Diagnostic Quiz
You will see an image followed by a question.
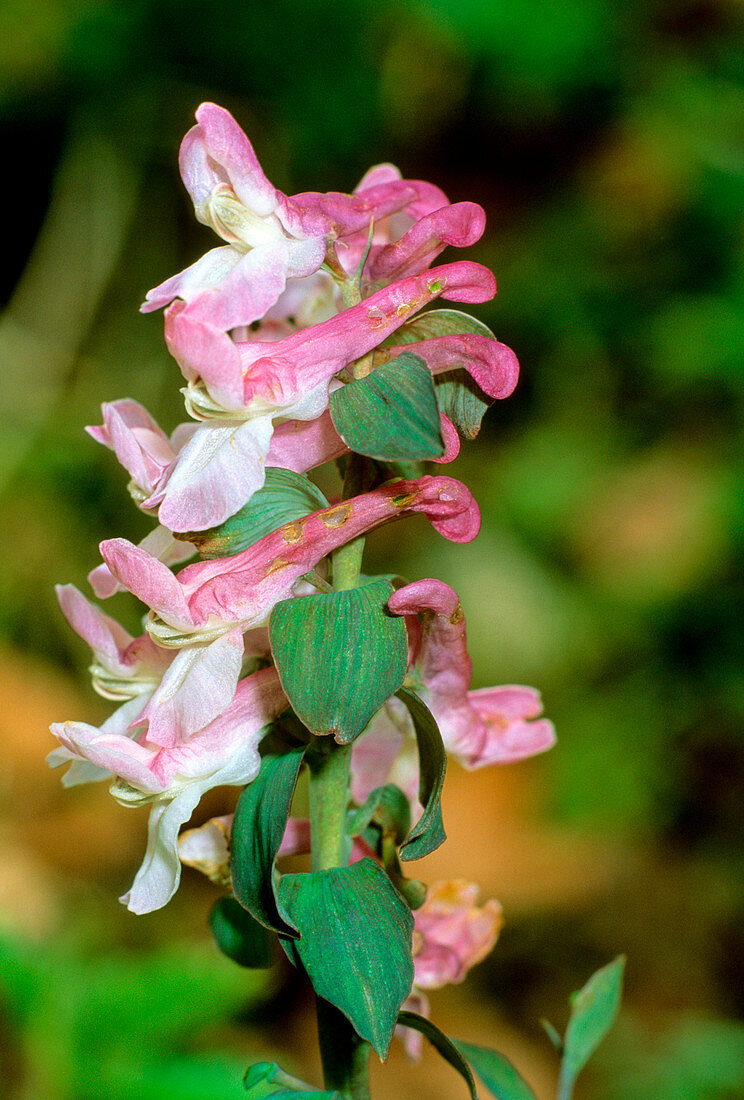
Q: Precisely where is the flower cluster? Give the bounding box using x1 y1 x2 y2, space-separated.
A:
49 103 555 1046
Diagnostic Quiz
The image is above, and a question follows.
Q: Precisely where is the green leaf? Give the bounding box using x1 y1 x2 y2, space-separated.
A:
183 468 329 558
209 896 273 969
231 748 307 937
393 309 495 441
270 580 407 744
559 956 626 1097
347 783 412 841
330 353 444 461
396 1011 479 1099
243 1060 339 1098
454 1040 538 1100
395 688 447 860
435 371 492 440
394 308 496 344
277 859 414 1058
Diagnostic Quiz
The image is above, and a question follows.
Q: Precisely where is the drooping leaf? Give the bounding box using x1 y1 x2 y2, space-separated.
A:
454 1040 538 1100
183 468 329 558
209 896 273 969
270 580 407 744
330 353 444 461
559 955 626 1092
277 859 414 1059
396 1011 478 1099
396 688 447 860
347 783 411 841
231 748 307 937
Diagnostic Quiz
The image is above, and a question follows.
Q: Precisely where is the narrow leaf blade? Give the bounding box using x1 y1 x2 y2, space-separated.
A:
396 688 447 860
330 353 444 461
396 1011 478 1099
270 581 407 744
277 860 414 1058
231 748 307 936
561 955 626 1081
454 1040 538 1100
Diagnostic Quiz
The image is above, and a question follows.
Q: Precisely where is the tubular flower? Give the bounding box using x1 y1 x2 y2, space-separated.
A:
141 102 448 332
98 475 481 646
156 259 505 531
388 579 556 767
50 666 288 914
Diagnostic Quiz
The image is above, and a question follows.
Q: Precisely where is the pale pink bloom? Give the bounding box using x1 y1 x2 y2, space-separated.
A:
412 879 503 990
141 102 448 332
55 583 171 699
398 880 503 1059
87 399 197 510
50 667 288 913
155 258 497 532
388 579 556 768
98 475 481 644
88 524 195 599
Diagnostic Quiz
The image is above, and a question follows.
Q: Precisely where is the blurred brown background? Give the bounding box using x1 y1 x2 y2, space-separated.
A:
2 1 744 1096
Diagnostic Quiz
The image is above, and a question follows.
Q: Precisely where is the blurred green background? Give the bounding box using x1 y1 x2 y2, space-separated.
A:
2 0 744 1096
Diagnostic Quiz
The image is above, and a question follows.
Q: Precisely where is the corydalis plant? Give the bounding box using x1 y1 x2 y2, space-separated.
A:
49 103 621 1100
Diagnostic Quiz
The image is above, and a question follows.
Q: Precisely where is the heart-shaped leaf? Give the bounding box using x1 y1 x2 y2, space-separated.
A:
209 896 272 969
277 859 414 1059
231 747 307 936
330 353 444 461
183 468 329 558
396 688 447 861
454 1040 538 1100
270 580 407 744
393 308 496 344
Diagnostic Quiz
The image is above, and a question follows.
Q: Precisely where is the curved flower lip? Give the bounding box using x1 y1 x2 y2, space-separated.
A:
388 578 555 767
99 475 481 639
86 400 187 502
384 334 520 401
141 102 450 331
165 260 497 415
56 584 170 692
362 201 486 286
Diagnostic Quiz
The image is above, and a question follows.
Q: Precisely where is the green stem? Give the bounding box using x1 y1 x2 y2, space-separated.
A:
556 1062 576 1100
316 998 371 1100
308 452 372 1097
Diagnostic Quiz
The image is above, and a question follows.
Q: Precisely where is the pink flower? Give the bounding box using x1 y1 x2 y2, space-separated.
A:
388 579 556 767
157 260 501 531
141 102 448 332
98 475 481 644
50 666 288 913
397 879 503 1058
412 879 503 990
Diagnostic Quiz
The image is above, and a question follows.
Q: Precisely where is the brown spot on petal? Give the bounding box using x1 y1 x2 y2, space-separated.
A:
449 604 464 625
280 521 305 544
367 307 386 329
320 503 353 528
265 557 291 576
391 492 417 509
395 301 413 318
